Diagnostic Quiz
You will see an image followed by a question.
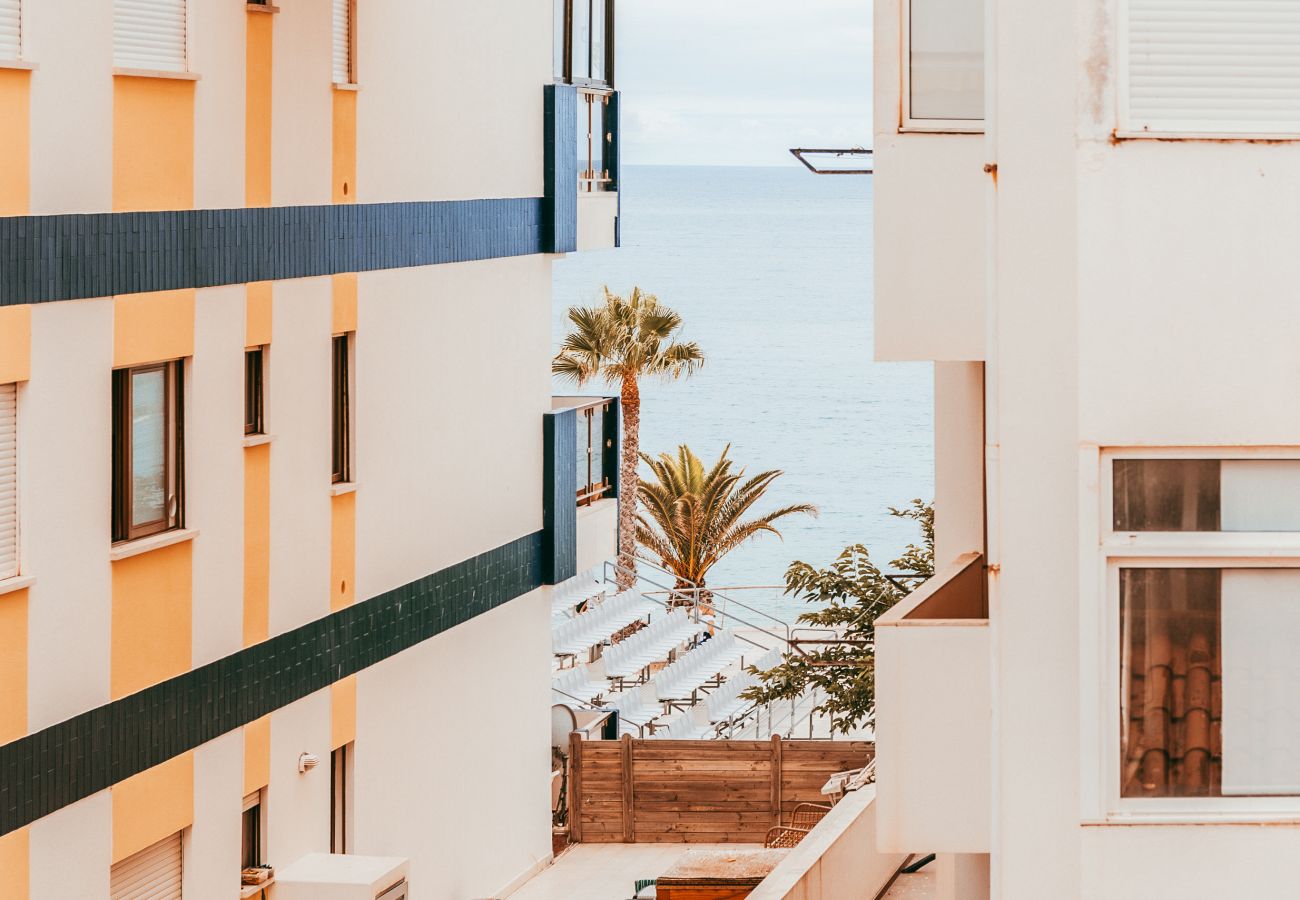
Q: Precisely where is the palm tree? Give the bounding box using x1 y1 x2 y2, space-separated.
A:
553 287 705 588
636 444 817 600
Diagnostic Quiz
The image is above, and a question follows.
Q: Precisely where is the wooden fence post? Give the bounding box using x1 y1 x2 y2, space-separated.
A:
771 734 784 828
570 732 583 844
622 733 635 842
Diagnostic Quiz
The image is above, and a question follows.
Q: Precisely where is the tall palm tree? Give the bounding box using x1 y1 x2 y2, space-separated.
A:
636 444 817 599
553 287 704 588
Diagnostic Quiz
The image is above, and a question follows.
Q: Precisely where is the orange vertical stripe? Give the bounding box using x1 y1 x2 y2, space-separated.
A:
245 11 273 206
0 305 31 384
243 442 271 647
331 675 356 749
332 88 357 204
112 76 195 212
111 542 193 699
243 716 271 796
330 492 356 612
0 828 28 900
0 69 31 216
0 590 28 745
112 753 194 863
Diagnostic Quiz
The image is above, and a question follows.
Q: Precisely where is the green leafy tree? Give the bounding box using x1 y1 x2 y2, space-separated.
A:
636 444 817 595
741 500 934 736
553 287 704 589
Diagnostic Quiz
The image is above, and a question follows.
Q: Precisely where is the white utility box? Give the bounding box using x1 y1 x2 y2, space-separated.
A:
273 853 409 900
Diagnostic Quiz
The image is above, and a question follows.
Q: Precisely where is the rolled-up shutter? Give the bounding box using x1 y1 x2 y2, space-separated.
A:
0 0 19 60
1127 0 1300 134
110 832 182 900
114 0 187 72
333 0 353 83
0 383 14 581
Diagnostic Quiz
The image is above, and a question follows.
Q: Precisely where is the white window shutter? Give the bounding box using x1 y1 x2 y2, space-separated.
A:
0 0 20 60
1127 0 1300 134
110 832 183 900
0 384 14 581
114 0 187 72
333 0 353 83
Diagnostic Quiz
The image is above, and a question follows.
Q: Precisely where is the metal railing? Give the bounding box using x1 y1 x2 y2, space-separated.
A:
578 88 615 193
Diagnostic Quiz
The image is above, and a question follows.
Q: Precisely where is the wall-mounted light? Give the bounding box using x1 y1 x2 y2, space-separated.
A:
298 752 321 774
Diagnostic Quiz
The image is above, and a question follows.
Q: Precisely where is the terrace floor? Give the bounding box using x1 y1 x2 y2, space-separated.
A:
509 843 763 900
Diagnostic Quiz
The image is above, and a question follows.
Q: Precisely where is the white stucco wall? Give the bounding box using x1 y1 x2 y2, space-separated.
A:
933 362 983 564
357 0 548 202
355 257 550 595
268 691 333 868
272 1 332 207
191 0 247 211
26 0 113 215
190 286 246 667
29 793 111 899
354 586 553 900
268 277 332 638
186 731 244 900
24 300 114 731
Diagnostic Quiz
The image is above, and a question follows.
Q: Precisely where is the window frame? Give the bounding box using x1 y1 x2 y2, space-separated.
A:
554 0 615 89
244 346 266 436
241 790 264 870
900 0 984 134
1098 447 1300 821
331 334 352 485
112 360 185 545
330 743 353 854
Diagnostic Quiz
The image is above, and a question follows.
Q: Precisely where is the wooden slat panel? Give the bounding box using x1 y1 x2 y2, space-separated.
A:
570 737 873 844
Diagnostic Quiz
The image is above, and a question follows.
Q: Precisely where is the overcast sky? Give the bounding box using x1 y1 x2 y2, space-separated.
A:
615 0 873 167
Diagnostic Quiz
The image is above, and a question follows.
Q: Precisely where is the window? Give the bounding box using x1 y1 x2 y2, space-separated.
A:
0 0 20 60
0 383 15 580
241 792 263 870
332 0 355 84
114 0 187 73
1106 452 1300 811
111 831 183 899
1123 0 1300 136
331 335 351 484
331 743 353 854
906 0 983 126
245 348 265 436
112 361 184 543
555 0 613 87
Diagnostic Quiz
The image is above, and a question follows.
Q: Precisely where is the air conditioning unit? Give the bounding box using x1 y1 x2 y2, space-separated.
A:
273 853 409 900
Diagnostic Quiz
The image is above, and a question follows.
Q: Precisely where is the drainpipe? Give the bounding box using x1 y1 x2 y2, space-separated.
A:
982 0 1002 893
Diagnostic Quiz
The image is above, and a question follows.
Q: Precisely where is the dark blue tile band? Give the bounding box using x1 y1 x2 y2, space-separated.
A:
0 531 543 836
0 199 547 306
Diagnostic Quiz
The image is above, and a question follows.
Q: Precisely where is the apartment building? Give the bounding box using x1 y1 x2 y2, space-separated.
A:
0 1 619 897
872 0 1300 897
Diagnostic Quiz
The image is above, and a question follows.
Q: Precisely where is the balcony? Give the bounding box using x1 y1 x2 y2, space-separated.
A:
544 86 621 255
872 0 985 362
544 397 620 583
874 552 990 853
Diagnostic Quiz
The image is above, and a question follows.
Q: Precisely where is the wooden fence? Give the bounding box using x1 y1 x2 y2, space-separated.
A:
569 734 874 843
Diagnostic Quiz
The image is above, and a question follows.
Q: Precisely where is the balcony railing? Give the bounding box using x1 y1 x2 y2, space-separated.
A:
578 88 615 193
874 552 990 853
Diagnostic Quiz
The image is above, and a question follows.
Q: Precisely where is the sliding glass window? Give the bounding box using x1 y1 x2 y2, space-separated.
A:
907 0 983 126
555 0 614 87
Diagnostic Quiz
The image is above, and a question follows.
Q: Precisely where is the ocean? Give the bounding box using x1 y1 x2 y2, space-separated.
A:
552 165 934 622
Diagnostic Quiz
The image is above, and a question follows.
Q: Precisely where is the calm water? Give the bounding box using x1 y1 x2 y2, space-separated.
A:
553 165 933 621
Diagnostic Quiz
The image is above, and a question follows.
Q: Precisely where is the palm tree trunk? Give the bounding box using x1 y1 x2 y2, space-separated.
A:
617 376 641 590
